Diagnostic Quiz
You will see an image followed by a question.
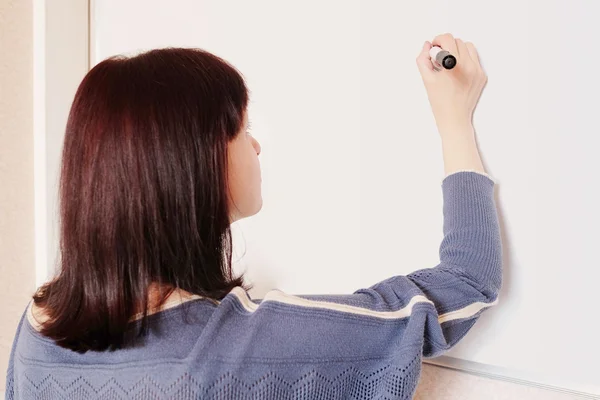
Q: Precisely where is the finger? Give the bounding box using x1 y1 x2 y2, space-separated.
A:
416 41 434 77
431 33 458 56
456 38 469 60
465 42 480 64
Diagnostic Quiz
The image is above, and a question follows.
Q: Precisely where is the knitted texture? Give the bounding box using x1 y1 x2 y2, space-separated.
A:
5 171 501 400
15 358 421 399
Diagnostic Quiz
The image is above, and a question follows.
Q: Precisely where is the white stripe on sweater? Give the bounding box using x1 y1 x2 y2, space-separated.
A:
438 296 499 323
231 287 498 324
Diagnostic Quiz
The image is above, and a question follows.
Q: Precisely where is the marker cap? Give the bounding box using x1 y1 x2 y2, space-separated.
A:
429 46 457 70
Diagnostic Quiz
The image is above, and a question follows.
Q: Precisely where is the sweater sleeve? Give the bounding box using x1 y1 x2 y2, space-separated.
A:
343 171 502 358
223 170 502 362
405 170 502 357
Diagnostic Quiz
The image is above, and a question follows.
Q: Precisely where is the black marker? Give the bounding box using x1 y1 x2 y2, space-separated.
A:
429 46 457 70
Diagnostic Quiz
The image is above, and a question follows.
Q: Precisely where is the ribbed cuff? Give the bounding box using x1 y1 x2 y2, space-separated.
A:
442 170 496 185
441 170 497 230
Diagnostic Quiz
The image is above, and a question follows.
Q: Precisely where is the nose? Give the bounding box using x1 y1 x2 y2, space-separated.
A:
253 137 261 156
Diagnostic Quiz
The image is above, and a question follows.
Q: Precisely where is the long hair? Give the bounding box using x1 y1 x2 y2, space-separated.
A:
32 47 253 353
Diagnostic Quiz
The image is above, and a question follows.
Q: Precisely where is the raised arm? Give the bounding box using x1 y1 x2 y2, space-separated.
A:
407 33 502 356
227 34 502 362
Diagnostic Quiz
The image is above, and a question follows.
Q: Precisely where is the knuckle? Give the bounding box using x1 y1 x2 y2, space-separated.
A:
434 32 454 43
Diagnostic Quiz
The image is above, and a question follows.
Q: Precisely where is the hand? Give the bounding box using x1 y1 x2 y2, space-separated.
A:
416 33 487 136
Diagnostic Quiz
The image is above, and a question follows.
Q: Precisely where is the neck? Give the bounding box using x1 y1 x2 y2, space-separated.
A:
134 283 197 317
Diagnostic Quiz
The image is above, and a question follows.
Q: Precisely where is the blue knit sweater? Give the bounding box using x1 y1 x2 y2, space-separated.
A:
5 171 502 400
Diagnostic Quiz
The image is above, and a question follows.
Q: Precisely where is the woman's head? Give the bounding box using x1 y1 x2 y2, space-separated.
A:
33 47 261 352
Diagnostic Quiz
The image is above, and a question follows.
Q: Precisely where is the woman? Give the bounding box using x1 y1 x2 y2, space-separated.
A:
5 33 501 400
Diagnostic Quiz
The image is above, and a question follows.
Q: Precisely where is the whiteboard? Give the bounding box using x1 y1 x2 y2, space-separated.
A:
40 0 597 396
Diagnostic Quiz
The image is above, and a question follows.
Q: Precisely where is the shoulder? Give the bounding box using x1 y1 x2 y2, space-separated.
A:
201 285 429 362
28 301 50 332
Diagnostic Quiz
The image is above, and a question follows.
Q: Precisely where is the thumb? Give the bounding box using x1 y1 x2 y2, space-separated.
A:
416 41 434 79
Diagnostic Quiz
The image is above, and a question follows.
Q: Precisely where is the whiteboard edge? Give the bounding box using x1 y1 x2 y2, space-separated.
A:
89 0 95 67
33 0 47 290
34 0 91 289
424 357 599 399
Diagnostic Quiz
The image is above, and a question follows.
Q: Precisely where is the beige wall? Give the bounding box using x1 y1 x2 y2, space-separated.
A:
0 0 36 394
0 1 587 398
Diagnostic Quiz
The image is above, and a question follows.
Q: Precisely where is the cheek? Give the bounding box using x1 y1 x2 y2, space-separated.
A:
229 147 260 200
244 143 261 183
243 151 262 209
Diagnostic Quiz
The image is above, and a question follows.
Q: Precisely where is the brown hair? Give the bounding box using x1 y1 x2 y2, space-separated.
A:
32 48 252 352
